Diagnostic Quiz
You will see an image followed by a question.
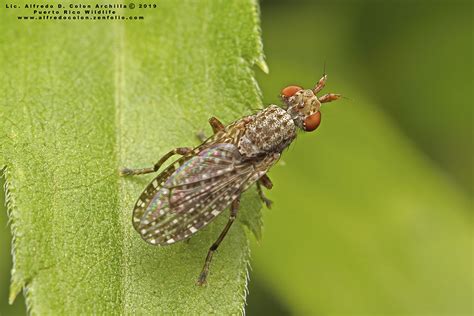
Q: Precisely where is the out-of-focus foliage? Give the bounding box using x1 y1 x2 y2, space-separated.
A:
247 1 472 315
355 2 473 193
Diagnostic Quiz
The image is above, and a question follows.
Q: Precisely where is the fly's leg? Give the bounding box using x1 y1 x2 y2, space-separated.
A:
256 183 272 209
119 147 193 176
257 174 273 209
197 196 240 286
208 116 225 133
319 93 341 103
196 117 225 142
196 132 207 143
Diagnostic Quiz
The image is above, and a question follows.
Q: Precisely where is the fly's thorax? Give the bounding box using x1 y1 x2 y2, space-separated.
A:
237 105 296 158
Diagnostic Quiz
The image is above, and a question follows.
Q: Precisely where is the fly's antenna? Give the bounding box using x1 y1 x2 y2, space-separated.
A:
313 62 328 94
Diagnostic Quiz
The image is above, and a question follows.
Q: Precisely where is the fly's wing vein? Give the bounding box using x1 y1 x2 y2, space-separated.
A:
143 171 253 245
132 143 276 245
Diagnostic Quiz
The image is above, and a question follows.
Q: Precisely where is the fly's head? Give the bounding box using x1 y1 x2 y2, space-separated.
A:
281 75 341 132
282 87 321 131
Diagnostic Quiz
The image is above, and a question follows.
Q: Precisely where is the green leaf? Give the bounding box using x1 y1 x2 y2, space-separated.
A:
0 0 266 313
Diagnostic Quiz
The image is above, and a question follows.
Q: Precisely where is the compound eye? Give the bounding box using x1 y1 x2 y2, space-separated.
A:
303 112 321 132
281 85 303 98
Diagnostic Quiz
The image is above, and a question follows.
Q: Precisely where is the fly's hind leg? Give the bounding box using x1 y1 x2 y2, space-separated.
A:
257 174 273 209
197 195 240 286
119 147 193 176
196 116 226 142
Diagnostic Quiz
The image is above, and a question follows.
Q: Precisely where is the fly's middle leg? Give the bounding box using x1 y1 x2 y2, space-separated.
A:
208 117 225 133
257 174 273 208
197 196 240 286
197 117 225 142
119 147 193 176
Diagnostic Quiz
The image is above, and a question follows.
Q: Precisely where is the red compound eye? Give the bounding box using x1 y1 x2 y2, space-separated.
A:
281 85 303 98
303 112 321 132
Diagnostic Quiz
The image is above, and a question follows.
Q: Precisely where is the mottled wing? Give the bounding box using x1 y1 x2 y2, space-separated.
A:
132 143 277 245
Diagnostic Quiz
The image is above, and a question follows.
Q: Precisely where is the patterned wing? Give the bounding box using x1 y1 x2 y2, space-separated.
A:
132 143 277 246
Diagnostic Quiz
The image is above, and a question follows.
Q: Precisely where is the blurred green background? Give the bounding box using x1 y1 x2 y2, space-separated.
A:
246 0 472 315
1 0 472 315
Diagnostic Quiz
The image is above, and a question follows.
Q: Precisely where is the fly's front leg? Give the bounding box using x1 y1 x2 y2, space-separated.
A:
257 174 273 208
196 117 225 142
119 147 193 176
197 196 240 286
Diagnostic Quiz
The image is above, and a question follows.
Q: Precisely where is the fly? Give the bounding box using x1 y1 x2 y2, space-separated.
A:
120 74 341 285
